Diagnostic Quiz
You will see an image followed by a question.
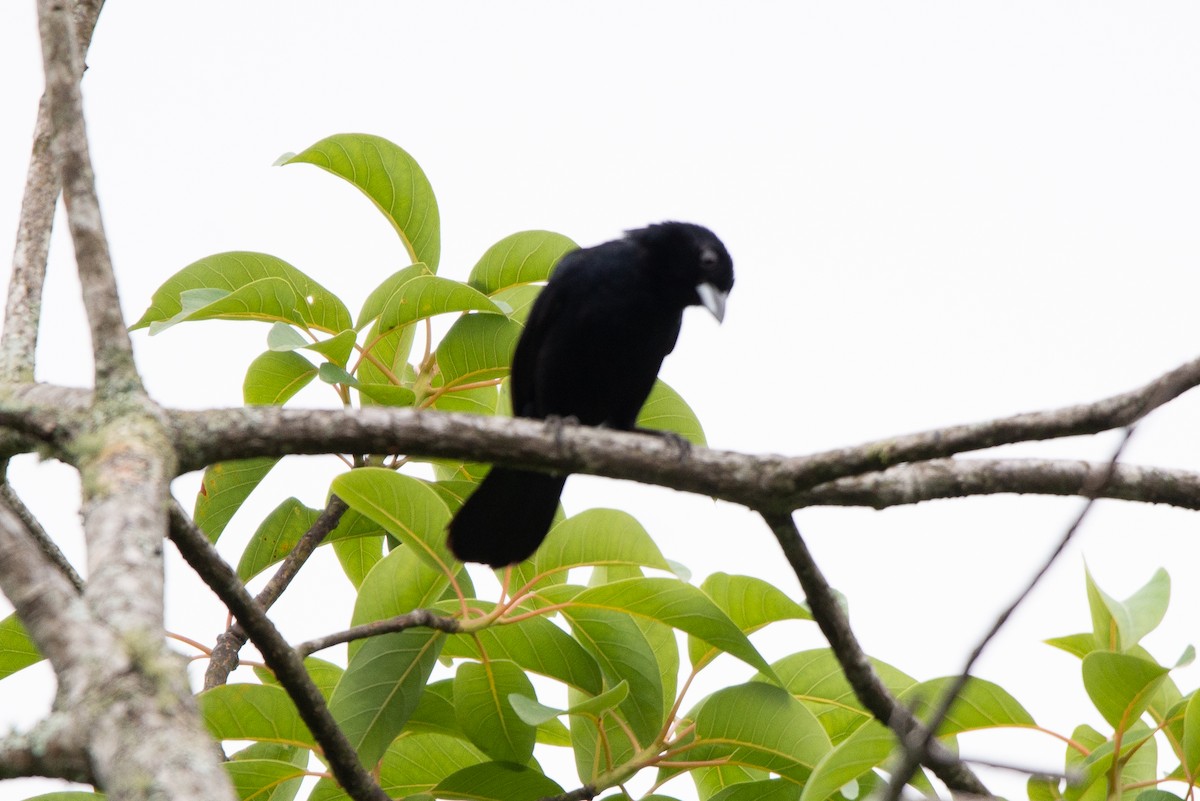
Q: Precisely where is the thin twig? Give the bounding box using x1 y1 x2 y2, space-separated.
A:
759 510 990 798
0 477 83 591
167 503 390 801
295 608 461 658
204 495 349 689
881 427 1136 801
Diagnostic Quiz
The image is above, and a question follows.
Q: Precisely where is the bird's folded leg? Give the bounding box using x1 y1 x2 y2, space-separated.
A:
543 414 581 453
633 427 692 461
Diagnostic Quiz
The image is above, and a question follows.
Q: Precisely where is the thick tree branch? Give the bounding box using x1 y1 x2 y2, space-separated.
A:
167 504 391 801
204 495 349 689
0 718 93 784
760 511 991 798
792 457 1200 511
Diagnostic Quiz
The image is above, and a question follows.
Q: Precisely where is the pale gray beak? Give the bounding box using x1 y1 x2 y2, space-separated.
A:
696 282 728 323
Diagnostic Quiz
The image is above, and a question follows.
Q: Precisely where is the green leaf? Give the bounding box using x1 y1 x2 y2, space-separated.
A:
440 610 603 694
285 134 440 270
199 684 315 748
767 650 915 744
636 380 707 447
900 676 1036 732
1180 687 1200 778
689 573 811 670
692 682 832 784
254 657 343 703
709 780 800 801
378 733 486 797
305 329 358 368
564 606 664 771
434 313 523 388
490 284 543 324
331 467 455 575
236 498 320 581
561 577 776 678
267 322 308 351
357 315 417 390
318 362 356 386
453 660 537 763
407 679 462 738
243 351 318 406
511 508 671 591
433 762 563 801
467 230 578 294
133 251 351 332
1087 566 1170 652
1045 632 1096 660
193 457 280 542
332 536 384 589
377 276 499 336
224 758 309 801
328 628 445 765
1082 651 1170 729
1064 722 1158 801
690 766 768 801
356 383 417 406
0 613 42 679
358 264 432 329
511 680 629 726
800 719 892 801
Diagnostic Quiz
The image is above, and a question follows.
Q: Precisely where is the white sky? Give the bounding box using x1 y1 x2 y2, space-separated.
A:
3 2 1200 799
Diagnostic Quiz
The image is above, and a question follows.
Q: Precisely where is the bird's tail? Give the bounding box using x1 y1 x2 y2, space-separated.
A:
447 468 567 568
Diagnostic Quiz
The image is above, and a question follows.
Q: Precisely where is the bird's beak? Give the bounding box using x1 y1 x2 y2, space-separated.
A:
696 282 728 323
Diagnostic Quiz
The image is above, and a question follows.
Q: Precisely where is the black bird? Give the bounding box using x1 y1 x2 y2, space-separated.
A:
446 222 734 567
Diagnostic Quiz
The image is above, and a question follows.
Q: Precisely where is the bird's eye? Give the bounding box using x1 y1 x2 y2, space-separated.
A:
699 248 719 266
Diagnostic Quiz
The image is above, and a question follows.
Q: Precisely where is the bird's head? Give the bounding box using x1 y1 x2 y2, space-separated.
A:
627 221 735 322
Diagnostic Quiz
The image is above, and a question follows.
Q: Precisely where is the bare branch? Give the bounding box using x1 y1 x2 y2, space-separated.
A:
881 429 1136 801
0 717 93 783
3 0 103 383
759 511 990 798
792 457 1200 510
0 478 83 591
204 495 348 689
38 0 139 396
167 504 391 801
295 608 461 659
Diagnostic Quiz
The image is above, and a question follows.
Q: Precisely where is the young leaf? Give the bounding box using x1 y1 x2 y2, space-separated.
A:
243 351 318 406
198 684 315 748
284 134 441 271
510 681 630 726
1086 566 1170 652
0 613 42 680
266 321 309 351
453 659 537 763
304 329 358 368
357 263 432 329
1081 651 1170 728
132 251 351 332
467 230 578 294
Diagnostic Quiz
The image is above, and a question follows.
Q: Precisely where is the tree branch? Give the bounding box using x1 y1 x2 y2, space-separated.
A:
167 504 391 801
0 478 83 591
204 495 349 689
2 0 103 383
0 718 93 784
295 609 461 659
38 0 138 396
759 511 991 798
